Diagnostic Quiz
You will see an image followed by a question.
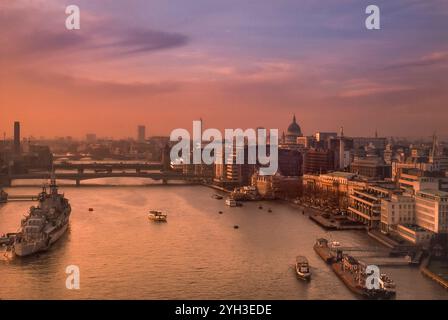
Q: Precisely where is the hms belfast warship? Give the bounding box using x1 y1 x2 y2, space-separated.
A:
12 176 71 257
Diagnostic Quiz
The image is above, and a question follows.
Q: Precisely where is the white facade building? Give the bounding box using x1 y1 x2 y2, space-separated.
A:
415 190 448 234
380 194 415 234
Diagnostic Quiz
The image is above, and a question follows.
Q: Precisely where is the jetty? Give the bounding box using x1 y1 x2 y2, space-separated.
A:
420 257 448 290
7 194 39 202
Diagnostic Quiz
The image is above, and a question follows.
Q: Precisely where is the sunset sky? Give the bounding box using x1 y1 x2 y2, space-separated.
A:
1 0 448 139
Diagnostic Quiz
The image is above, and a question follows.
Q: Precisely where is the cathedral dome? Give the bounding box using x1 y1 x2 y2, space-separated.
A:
287 115 302 136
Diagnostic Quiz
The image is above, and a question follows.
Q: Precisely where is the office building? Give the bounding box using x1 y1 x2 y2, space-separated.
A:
303 148 334 174
278 148 302 176
137 125 146 142
348 185 398 229
415 190 448 234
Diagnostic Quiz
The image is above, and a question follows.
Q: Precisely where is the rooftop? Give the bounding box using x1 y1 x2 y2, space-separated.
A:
418 189 448 198
399 224 431 233
322 171 357 179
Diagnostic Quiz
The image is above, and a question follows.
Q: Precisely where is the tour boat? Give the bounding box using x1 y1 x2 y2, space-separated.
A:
295 256 311 280
148 210 167 222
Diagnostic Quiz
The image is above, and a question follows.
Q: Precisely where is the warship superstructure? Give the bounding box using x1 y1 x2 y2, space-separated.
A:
12 177 71 257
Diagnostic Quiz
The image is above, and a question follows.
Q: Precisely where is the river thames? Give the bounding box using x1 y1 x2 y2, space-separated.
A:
1 179 447 299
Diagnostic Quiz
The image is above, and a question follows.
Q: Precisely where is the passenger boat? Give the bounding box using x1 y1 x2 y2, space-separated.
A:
295 256 311 280
148 210 167 222
225 198 237 207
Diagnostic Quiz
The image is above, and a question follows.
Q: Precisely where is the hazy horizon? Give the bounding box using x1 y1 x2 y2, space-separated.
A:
2 0 448 138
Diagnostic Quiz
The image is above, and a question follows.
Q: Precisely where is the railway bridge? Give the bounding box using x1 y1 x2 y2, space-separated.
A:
2 162 204 186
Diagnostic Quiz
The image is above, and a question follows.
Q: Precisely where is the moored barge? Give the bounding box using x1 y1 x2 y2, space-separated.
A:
313 238 335 263
331 252 396 299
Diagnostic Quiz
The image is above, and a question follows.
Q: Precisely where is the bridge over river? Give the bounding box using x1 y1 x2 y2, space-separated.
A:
3 162 204 186
53 162 163 172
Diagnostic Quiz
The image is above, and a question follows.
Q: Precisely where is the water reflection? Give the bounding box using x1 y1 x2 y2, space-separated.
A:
0 181 447 299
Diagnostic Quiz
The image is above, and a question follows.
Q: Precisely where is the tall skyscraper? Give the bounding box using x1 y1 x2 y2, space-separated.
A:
137 125 146 142
14 121 20 154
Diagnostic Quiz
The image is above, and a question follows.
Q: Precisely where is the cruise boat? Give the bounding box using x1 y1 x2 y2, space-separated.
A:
295 256 311 280
148 210 167 222
225 198 237 207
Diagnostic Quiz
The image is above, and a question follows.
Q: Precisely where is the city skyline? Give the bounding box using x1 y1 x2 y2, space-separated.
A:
0 119 446 142
3 0 448 306
2 0 448 138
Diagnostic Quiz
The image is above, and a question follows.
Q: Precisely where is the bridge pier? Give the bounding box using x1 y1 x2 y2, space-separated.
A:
76 179 81 187
162 179 168 185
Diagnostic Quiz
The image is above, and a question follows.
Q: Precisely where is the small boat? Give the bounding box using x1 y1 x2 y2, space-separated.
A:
218 211 223 214
212 194 223 200
258 205 263 210
295 256 311 280
234 225 239 229
268 208 272 213
88 208 94 212
225 198 237 207
148 210 167 222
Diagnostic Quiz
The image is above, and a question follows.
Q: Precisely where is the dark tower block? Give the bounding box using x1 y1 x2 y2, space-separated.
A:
14 121 21 154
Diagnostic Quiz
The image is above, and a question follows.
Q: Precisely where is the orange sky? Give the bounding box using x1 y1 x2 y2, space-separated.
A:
2 0 448 139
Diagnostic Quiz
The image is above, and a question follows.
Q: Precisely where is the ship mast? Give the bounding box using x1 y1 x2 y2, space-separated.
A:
49 165 58 195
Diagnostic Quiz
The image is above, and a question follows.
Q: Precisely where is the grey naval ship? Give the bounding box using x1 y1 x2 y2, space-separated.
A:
12 176 71 257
